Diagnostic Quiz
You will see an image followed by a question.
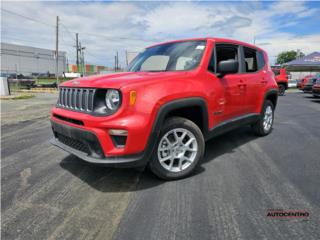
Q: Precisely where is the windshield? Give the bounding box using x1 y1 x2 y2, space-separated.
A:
127 40 206 72
272 69 280 76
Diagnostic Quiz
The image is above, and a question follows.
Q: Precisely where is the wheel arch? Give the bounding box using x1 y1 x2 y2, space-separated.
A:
152 97 209 138
264 89 278 110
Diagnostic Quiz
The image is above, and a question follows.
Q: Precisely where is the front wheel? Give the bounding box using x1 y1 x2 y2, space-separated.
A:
278 84 286 96
149 117 205 180
252 100 274 136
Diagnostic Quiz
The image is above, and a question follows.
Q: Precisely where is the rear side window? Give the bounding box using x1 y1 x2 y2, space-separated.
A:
257 51 266 70
244 47 258 72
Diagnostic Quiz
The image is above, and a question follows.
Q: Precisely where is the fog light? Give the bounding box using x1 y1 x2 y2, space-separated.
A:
108 129 128 136
109 129 128 148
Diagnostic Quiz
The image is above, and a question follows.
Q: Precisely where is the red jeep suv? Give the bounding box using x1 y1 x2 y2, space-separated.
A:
272 67 288 96
51 38 278 180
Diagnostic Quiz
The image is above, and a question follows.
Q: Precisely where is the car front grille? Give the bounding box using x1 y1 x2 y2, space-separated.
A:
57 87 96 113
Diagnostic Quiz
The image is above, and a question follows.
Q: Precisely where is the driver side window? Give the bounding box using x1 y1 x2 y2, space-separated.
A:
216 45 239 73
208 44 239 73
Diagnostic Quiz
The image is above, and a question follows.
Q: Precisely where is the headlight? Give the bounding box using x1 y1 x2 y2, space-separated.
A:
105 89 121 111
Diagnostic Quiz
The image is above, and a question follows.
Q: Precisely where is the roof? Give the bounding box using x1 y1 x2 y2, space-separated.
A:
285 52 320 66
147 37 263 51
284 52 320 72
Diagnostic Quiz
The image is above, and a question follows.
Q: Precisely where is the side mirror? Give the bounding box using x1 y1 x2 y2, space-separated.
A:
217 59 239 77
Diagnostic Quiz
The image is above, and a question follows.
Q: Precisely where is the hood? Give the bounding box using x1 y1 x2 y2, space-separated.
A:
61 71 194 89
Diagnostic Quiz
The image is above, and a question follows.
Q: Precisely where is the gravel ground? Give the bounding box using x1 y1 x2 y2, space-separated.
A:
1 92 320 240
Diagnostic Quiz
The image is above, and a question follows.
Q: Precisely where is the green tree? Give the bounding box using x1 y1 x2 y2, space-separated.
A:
276 50 305 65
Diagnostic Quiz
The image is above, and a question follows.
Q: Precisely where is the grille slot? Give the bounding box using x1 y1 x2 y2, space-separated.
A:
57 87 96 113
56 133 89 154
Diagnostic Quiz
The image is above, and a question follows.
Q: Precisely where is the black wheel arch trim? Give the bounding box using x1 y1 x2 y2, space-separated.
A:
150 97 210 140
264 89 278 109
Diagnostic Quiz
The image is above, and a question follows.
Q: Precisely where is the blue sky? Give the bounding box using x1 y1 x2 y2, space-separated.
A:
1 0 320 66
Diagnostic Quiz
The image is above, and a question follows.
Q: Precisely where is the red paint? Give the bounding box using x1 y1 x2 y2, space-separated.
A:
51 38 277 157
272 68 288 86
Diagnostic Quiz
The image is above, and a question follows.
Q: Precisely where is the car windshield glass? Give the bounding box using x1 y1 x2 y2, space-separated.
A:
126 40 206 72
272 69 280 75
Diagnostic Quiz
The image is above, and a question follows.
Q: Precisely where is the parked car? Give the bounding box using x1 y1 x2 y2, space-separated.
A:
299 75 315 90
50 38 278 180
303 77 317 93
297 79 302 89
272 67 288 96
312 78 320 97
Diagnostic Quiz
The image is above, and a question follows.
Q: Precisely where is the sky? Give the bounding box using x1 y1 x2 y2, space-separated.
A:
1 0 320 67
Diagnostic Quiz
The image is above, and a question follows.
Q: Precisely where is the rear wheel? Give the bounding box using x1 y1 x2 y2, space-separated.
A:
252 100 274 136
149 117 205 180
278 84 286 96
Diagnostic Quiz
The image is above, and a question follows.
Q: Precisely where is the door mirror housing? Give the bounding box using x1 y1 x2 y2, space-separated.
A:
217 59 239 77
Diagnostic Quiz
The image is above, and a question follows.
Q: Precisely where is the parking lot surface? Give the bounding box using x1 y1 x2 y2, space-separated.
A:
1 92 320 240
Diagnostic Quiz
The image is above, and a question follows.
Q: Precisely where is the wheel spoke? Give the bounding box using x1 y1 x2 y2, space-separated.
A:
180 131 187 142
159 155 171 162
185 138 195 147
173 130 179 144
164 136 173 146
168 158 174 170
178 157 183 170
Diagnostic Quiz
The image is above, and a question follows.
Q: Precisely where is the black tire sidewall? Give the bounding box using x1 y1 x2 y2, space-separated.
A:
279 85 285 96
149 117 205 180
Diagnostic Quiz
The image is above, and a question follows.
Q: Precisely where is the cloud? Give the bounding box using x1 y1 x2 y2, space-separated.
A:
1 1 319 66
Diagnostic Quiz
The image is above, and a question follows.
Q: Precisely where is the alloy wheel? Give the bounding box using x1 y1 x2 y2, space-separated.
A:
157 128 198 173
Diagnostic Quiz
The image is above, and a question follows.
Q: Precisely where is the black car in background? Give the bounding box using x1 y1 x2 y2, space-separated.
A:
303 77 317 93
312 78 320 97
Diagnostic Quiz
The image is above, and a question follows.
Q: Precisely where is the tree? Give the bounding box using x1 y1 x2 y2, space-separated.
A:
276 50 305 65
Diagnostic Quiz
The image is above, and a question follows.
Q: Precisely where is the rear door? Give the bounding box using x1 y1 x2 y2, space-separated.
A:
239 47 265 113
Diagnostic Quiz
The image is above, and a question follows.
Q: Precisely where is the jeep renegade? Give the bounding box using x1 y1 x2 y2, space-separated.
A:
51 38 278 180
272 67 288 96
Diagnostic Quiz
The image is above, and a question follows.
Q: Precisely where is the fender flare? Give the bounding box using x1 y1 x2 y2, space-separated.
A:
263 89 278 109
142 97 209 163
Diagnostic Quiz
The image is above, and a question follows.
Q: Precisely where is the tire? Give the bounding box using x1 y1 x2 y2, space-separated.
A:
278 84 285 96
252 100 274 136
149 117 205 180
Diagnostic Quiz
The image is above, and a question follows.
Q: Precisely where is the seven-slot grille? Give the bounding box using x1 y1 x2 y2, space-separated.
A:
57 87 96 113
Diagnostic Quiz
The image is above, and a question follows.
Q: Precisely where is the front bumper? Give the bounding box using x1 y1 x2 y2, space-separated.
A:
303 85 313 93
312 87 320 97
51 120 152 167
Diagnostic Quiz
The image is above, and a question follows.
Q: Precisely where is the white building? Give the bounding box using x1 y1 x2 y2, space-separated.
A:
0 42 67 76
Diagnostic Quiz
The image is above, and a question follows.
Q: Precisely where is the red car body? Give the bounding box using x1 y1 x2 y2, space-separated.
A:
272 68 288 95
50 38 278 177
298 75 314 90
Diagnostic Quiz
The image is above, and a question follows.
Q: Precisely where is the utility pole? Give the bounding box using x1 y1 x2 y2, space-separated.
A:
76 33 79 72
117 51 119 71
125 50 128 66
79 42 85 76
55 16 59 84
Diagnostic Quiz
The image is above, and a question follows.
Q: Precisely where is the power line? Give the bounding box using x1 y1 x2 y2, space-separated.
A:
60 22 77 42
1 8 55 27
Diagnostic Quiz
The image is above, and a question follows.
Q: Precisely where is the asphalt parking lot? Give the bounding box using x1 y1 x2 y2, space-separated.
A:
1 91 320 240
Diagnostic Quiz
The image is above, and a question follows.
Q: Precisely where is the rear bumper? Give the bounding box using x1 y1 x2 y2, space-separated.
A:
51 120 151 167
